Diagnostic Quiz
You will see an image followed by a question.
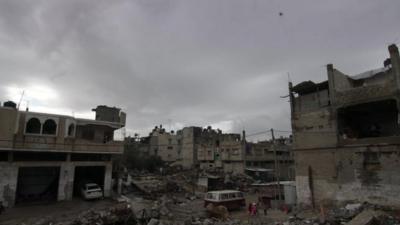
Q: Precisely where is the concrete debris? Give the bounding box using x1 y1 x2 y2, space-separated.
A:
131 175 167 198
205 204 229 221
70 203 135 225
284 202 400 225
345 203 363 212
346 209 386 225
147 218 159 225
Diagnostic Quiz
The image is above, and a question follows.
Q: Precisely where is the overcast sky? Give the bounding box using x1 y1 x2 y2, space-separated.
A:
0 0 399 140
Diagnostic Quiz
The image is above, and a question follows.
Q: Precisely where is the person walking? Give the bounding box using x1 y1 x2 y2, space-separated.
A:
250 202 257 216
258 197 268 216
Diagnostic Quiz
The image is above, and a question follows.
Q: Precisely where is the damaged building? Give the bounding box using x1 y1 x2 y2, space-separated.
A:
196 127 245 174
245 137 294 182
128 125 294 177
129 126 247 174
289 44 400 206
147 125 182 163
0 104 126 207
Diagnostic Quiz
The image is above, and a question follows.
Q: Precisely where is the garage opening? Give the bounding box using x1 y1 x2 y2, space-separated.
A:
73 166 105 197
16 167 60 205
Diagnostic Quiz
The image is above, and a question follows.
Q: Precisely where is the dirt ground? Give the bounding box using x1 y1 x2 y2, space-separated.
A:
229 193 290 223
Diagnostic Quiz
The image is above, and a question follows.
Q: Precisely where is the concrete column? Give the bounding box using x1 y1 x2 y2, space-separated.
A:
388 44 400 90
388 45 400 123
326 64 336 106
57 163 74 201
0 163 18 207
103 163 112 197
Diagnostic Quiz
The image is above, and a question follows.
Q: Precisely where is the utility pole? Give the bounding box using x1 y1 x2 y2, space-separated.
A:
271 128 281 201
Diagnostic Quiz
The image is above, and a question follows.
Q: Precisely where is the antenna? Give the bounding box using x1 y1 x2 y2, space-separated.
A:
17 90 25 110
168 118 172 131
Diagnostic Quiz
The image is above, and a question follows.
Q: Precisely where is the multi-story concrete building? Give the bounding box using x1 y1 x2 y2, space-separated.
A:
289 44 400 207
196 127 245 174
245 137 294 181
133 126 246 173
148 125 181 163
0 104 126 207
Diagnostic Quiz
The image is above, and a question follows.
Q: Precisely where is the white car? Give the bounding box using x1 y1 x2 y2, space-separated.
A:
81 183 103 200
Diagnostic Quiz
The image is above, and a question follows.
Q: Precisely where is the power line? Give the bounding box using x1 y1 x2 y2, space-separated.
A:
246 130 271 137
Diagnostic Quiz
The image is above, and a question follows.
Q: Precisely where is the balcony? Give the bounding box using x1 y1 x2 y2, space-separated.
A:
1 135 123 154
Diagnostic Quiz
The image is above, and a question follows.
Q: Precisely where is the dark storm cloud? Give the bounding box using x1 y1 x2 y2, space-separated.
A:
0 0 399 139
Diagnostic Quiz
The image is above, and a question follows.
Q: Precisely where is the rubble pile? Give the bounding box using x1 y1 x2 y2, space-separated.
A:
70 203 135 225
226 173 255 191
131 175 167 198
286 202 400 225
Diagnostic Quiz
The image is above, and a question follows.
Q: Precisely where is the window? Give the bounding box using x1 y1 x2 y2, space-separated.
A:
206 193 217 200
68 124 75 137
168 138 172 145
26 118 41 134
167 146 173 150
42 119 57 135
221 194 229 200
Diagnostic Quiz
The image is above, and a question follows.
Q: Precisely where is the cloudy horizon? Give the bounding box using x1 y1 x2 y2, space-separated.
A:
1 0 399 141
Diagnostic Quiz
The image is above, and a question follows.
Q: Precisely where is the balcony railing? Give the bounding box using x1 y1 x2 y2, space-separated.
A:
0 136 123 154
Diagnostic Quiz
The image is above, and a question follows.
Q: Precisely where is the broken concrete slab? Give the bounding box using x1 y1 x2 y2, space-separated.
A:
341 209 385 225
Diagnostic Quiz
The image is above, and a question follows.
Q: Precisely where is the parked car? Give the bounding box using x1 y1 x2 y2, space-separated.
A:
204 190 246 210
81 183 103 200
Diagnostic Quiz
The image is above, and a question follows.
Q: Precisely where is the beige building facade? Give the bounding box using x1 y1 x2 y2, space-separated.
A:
0 104 125 207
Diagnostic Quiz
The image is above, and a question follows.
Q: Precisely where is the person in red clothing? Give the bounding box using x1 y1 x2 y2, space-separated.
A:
250 202 257 216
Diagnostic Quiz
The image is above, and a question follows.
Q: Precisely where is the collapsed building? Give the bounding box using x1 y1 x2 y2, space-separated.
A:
0 104 126 207
289 44 400 207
